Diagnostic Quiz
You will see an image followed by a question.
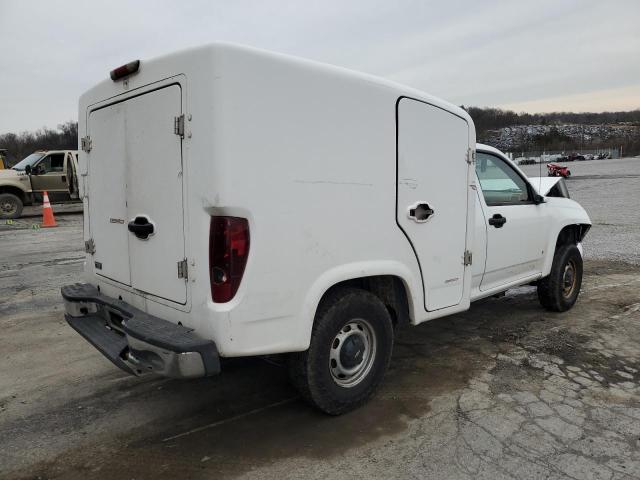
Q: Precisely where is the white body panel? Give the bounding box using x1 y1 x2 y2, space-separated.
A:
480 200 547 291
396 98 472 311
77 45 589 358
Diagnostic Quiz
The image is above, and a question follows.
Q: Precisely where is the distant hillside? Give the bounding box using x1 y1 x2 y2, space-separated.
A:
464 107 640 155
463 107 640 132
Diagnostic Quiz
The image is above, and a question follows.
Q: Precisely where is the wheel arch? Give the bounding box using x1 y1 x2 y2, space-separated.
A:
300 262 419 350
319 275 412 327
0 185 28 203
542 223 591 276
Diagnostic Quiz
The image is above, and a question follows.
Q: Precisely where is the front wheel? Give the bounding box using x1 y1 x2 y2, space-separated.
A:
288 288 394 415
0 193 24 219
537 244 583 312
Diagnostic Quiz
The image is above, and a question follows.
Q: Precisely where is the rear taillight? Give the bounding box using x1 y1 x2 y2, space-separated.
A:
209 216 250 303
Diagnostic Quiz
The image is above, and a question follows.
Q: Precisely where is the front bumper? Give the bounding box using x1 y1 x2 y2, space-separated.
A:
61 283 220 379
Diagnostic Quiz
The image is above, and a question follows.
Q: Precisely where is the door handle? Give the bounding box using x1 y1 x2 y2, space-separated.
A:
127 216 155 239
408 202 435 223
488 214 507 228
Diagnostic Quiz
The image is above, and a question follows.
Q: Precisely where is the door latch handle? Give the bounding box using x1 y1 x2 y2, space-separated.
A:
127 216 155 239
488 214 507 228
408 202 435 223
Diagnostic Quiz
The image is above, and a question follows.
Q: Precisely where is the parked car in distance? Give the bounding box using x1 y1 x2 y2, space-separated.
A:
547 163 571 178
518 158 536 165
63 43 591 415
0 150 80 219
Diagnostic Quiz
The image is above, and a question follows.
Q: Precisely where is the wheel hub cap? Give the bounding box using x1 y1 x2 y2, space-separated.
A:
340 334 365 369
329 319 377 388
1 201 16 214
562 261 577 297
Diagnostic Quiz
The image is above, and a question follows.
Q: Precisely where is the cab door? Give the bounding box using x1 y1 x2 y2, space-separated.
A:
396 98 472 311
475 151 547 291
30 152 68 195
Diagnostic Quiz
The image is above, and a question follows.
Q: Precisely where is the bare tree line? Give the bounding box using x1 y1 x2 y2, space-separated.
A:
0 121 78 166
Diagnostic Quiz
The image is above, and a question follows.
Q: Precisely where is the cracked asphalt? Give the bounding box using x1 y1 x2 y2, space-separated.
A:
1 158 639 479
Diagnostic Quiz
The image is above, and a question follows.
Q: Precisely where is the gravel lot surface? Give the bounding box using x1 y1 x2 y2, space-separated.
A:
521 156 640 265
1 158 639 479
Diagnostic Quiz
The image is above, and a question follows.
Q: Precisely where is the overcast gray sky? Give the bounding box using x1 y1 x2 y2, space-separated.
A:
1 0 639 133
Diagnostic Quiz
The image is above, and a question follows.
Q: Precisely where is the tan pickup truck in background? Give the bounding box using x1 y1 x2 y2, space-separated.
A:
0 150 80 219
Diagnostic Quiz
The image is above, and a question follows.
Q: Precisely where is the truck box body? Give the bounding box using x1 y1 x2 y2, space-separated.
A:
77 43 475 358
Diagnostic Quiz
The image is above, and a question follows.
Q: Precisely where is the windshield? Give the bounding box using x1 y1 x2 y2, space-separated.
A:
12 153 45 171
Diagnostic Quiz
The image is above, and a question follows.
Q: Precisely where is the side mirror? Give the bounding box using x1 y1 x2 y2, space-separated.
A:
534 194 545 204
25 165 32 175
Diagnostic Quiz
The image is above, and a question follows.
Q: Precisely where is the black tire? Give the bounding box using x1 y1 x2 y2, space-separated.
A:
566 170 571 177
0 193 23 219
537 244 583 312
288 287 394 415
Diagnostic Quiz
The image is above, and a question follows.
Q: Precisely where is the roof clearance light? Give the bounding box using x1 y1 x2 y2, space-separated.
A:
110 60 140 81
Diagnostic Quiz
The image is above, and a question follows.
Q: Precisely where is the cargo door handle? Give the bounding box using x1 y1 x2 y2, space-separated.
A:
408 202 435 223
488 214 507 228
128 216 155 239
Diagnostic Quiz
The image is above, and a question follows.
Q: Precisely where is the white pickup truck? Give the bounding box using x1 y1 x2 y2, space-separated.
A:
63 44 591 415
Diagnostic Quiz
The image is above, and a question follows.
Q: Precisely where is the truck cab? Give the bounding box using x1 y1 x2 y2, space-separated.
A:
0 150 79 218
471 143 590 301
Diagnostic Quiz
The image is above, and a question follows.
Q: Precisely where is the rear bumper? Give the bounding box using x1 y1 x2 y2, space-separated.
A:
61 283 220 379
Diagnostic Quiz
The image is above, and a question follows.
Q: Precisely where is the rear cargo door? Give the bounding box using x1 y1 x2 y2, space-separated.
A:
88 84 187 304
88 103 130 286
396 97 470 311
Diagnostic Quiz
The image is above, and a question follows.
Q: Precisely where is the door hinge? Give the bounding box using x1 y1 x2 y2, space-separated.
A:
174 114 185 137
177 258 188 279
85 238 96 255
81 136 92 153
463 250 473 266
466 148 475 164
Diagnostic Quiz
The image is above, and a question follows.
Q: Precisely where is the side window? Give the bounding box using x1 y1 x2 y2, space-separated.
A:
49 154 65 172
475 152 531 206
37 153 65 173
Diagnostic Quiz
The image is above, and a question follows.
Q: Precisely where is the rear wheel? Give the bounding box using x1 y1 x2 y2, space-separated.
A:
537 244 582 312
288 288 394 415
0 193 23 219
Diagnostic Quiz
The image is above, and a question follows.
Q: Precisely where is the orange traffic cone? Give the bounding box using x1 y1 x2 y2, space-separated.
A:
41 191 57 228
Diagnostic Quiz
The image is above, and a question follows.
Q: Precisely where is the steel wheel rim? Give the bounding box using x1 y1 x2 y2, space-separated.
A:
329 318 377 388
562 260 577 297
0 199 17 215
